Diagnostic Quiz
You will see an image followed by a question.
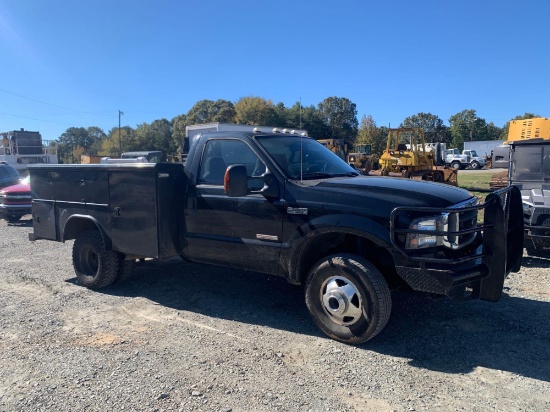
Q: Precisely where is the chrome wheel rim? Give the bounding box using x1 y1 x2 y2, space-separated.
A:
320 276 363 326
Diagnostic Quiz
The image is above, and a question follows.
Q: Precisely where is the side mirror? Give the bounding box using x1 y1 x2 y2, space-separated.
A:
259 172 279 198
224 165 280 198
224 165 248 197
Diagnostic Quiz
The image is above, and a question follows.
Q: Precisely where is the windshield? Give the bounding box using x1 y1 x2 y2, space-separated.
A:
256 136 359 179
470 150 478 157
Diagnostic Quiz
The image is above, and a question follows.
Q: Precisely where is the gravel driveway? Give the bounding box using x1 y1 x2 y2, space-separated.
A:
1 217 549 411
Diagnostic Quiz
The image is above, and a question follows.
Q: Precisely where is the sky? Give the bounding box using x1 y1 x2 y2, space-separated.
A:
1 0 548 141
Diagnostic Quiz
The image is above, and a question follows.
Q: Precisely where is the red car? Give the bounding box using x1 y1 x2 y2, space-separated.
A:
0 175 31 222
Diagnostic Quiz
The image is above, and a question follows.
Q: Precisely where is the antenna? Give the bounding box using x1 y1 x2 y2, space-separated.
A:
299 97 302 129
300 97 303 182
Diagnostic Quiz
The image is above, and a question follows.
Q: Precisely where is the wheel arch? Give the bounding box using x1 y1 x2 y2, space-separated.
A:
62 215 111 249
286 215 398 287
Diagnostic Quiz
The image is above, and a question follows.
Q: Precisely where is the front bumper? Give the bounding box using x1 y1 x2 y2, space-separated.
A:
0 204 33 217
390 186 524 301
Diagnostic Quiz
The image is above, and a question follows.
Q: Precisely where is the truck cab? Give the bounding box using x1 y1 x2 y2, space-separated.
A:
462 149 486 169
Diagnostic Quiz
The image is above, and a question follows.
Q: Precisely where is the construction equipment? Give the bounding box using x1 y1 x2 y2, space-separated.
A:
318 139 379 174
490 117 550 189
369 128 457 185
509 138 550 251
488 117 550 251
347 144 379 174
317 139 348 160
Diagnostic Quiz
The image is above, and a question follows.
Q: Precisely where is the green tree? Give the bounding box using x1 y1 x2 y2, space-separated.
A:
209 99 236 123
134 119 176 159
87 126 107 155
186 99 236 124
486 122 503 141
356 115 387 156
449 109 489 149
234 96 278 125
57 127 95 163
400 112 449 144
103 126 136 157
172 114 187 153
283 101 328 138
317 97 358 143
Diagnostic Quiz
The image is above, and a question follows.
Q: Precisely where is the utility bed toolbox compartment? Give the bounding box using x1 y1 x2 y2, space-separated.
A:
29 163 186 259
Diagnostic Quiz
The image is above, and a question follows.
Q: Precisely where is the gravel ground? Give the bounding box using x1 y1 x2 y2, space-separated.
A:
1 217 549 412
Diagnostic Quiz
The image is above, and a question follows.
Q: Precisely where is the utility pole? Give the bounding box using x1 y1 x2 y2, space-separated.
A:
118 110 124 157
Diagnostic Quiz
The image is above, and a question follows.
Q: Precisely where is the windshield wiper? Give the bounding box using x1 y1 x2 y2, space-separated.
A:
290 171 359 180
336 171 360 177
301 171 360 179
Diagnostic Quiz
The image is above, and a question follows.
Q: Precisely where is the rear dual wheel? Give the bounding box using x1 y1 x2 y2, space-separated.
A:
305 254 391 344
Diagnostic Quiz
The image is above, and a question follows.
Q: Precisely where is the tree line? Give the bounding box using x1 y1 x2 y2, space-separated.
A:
54 96 540 164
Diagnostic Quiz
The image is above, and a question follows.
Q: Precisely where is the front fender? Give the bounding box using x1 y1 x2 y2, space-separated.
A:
284 213 392 282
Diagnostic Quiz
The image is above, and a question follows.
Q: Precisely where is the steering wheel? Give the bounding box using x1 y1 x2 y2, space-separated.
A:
305 161 328 174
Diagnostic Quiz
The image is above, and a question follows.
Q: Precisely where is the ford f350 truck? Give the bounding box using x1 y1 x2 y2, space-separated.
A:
28 128 524 344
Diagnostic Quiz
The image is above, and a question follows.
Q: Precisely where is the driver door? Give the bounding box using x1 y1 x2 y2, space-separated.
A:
185 138 285 273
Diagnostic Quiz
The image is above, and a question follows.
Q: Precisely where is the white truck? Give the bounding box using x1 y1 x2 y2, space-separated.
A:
445 148 486 169
461 149 486 169
446 149 470 169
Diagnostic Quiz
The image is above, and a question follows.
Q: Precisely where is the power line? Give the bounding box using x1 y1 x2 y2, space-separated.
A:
0 89 90 113
0 111 70 125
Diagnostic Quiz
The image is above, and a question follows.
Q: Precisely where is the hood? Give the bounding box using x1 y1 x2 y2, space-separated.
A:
316 176 472 208
287 176 474 226
0 182 31 194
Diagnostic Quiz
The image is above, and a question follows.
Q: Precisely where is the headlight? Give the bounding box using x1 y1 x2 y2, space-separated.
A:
405 214 448 249
522 201 534 212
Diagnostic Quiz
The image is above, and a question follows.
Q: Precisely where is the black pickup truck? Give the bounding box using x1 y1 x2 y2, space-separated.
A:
28 129 524 344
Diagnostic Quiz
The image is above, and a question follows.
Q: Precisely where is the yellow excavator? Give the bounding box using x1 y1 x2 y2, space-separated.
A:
369 128 457 186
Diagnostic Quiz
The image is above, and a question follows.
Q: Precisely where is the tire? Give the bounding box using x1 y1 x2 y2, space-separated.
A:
471 161 480 170
451 161 461 170
305 253 392 344
5 215 21 223
72 230 119 289
116 257 136 283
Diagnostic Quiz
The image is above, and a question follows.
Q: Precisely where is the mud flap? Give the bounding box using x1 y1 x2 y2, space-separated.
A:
480 186 524 301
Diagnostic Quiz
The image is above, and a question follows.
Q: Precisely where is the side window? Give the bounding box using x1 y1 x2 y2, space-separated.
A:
198 140 267 189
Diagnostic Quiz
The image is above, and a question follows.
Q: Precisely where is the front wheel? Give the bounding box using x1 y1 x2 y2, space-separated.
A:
471 160 480 169
451 161 461 170
305 254 391 344
72 230 119 289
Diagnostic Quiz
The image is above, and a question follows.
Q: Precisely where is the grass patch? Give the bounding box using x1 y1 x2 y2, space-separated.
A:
457 172 493 191
457 170 508 221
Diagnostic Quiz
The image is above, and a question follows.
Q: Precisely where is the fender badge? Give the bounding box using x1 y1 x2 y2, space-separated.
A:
256 234 279 241
287 207 308 215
